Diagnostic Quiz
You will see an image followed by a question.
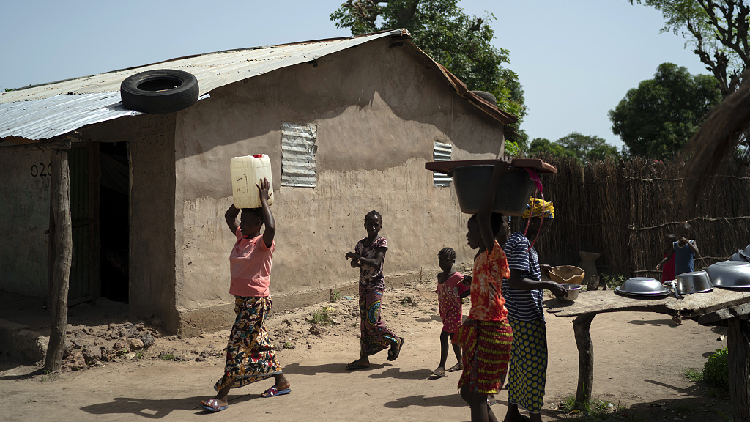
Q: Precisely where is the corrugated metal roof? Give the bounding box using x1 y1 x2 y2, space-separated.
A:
0 30 405 142
0 28 517 144
0 93 138 141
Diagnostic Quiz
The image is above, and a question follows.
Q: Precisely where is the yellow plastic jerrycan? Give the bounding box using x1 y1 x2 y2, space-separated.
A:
230 154 274 209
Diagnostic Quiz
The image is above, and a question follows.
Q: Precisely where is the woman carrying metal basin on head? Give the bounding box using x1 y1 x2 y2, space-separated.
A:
502 197 565 422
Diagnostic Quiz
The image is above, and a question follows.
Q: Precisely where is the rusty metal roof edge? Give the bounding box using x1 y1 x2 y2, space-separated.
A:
399 39 518 126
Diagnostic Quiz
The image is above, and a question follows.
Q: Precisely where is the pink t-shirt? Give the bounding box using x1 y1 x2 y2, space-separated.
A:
229 228 275 297
437 272 470 333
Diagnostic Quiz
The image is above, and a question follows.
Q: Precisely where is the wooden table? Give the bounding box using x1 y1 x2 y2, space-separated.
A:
546 288 750 421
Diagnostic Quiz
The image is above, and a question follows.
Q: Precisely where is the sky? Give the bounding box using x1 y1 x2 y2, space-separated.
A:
0 0 709 150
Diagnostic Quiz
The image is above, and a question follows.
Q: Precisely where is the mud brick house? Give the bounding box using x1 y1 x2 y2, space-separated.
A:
0 29 516 334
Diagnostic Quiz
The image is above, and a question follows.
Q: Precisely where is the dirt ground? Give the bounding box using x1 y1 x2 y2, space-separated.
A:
0 281 735 422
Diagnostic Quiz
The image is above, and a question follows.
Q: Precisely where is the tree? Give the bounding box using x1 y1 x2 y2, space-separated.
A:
608 63 722 159
330 0 526 120
556 132 620 162
629 0 750 97
528 138 576 158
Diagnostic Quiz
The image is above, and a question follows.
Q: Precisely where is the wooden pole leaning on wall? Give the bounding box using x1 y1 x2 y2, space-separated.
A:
44 148 73 373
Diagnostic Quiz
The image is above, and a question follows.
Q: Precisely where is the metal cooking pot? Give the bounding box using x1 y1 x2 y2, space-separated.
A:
706 261 750 288
673 271 712 295
557 283 582 301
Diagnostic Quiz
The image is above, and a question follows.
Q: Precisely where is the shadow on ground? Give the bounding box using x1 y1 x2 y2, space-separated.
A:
368 366 433 380
627 318 678 327
80 393 264 419
383 392 466 409
544 379 732 422
283 361 389 375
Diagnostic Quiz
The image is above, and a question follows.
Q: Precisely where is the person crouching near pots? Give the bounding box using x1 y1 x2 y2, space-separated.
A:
454 160 514 422
502 197 565 422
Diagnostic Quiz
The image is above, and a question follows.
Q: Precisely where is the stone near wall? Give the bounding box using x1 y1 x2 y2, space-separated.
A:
139 332 155 348
62 350 86 371
128 338 145 351
82 345 102 363
579 251 601 290
113 339 128 353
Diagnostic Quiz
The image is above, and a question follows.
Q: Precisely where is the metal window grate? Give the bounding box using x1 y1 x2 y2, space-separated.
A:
281 122 317 188
433 141 452 187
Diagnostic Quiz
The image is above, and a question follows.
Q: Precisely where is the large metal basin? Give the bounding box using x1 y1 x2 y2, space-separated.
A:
450 165 535 215
706 261 750 288
619 277 666 295
674 270 712 294
729 244 750 262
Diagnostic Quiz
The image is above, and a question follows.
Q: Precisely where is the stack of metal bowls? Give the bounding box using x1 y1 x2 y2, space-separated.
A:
615 277 669 298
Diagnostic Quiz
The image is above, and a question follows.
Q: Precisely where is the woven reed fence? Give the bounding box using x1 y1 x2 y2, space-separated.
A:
514 155 750 279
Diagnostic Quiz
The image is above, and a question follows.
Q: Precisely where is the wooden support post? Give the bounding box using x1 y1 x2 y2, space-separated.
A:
728 318 750 422
573 313 596 409
44 149 73 373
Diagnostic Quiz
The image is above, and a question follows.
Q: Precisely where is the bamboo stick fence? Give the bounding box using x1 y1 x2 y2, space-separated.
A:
515 154 750 279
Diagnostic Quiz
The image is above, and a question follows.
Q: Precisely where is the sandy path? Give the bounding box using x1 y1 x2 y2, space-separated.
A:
0 285 733 422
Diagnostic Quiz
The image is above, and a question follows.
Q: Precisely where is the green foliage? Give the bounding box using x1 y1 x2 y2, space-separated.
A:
309 306 337 325
528 134 619 162
529 137 576 158
609 63 722 159
504 140 522 156
683 367 703 381
600 273 627 289
558 395 620 420
159 352 175 361
703 347 729 390
628 0 749 97
556 132 620 162
330 0 525 120
330 290 342 302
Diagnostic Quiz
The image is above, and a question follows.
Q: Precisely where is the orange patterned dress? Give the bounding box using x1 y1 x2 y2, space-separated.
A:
454 240 513 394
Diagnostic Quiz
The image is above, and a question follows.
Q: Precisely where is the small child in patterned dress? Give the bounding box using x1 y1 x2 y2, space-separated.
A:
429 247 472 379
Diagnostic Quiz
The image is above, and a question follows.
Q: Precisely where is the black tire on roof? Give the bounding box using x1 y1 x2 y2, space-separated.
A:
120 69 199 114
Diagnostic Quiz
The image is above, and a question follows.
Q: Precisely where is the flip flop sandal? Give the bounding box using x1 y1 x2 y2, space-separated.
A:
200 399 228 412
261 386 291 398
448 363 463 372
346 361 370 370
428 368 446 379
387 337 404 361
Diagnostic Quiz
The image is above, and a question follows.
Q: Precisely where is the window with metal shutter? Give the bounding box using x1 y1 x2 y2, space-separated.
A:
433 141 452 187
281 122 317 188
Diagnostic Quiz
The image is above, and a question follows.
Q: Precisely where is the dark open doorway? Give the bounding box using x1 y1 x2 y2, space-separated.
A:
99 142 130 303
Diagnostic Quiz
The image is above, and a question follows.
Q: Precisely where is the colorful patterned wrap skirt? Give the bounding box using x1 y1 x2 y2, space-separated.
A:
507 317 547 413
214 296 281 391
454 319 513 394
359 285 399 356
